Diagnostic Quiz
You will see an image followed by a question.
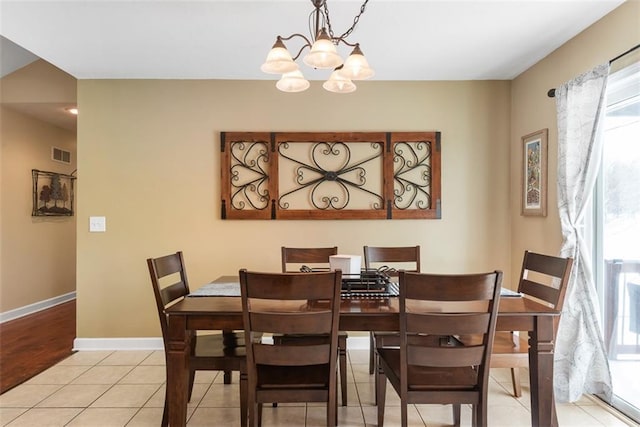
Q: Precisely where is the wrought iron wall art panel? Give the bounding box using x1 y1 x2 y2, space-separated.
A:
230 140 270 210
389 132 441 219
32 169 76 216
276 134 385 217
221 132 274 219
221 132 441 220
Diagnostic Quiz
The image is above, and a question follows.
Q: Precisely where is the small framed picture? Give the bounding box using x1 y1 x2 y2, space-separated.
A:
521 129 548 216
32 169 76 216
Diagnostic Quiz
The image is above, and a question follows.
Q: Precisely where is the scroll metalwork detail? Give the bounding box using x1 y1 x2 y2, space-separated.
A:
278 141 384 210
229 141 270 210
393 140 432 210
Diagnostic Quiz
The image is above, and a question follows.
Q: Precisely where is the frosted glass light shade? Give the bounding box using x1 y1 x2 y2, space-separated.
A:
276 70 310 92
323 69 356 93
339 45 374 80
303 29 343 69
261 39 298 74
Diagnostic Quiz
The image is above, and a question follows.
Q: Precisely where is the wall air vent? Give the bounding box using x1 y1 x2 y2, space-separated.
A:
51 147 71 164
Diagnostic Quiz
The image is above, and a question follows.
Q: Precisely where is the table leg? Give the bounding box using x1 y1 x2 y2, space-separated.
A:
339 337 347 406
529 315 558 427
222 330 236 385
167 315 189 427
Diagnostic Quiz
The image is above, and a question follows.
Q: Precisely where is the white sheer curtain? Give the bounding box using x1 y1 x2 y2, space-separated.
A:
554 63 613 402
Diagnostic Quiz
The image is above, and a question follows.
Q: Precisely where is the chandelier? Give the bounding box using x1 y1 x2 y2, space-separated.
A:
260 0 373 94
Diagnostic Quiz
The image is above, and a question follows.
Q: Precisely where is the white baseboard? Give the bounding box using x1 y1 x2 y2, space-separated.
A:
347 336 369 350
0 292 76 324
73 336 370 351
74 337 164 351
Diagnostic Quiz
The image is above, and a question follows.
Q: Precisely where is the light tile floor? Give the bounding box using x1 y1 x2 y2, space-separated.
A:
0 349 638 426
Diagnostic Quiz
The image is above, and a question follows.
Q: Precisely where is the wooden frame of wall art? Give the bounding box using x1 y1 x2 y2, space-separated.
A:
32 169 76 216
521 128 548 216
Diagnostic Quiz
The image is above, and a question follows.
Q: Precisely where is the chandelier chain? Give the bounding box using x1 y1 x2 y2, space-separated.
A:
323 0 370 42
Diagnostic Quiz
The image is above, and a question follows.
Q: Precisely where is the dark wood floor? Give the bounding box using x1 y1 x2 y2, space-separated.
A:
0 300 76 394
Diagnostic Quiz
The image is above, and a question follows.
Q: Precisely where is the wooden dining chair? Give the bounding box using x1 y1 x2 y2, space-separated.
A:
376 270 502 427
487 251 573 397
239 269 342 427
363 245 421 377
279 246 348 406
147 251 247 427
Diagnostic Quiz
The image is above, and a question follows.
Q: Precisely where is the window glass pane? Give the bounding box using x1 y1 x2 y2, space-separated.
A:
598 60 640 422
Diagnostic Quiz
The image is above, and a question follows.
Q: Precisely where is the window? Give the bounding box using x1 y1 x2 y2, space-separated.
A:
594 59 640 422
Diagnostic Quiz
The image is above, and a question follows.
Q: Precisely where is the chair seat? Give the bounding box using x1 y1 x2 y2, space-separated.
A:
371 330 399 381
374 331 399 338
257 364 331 387
489 332 528 367
273 331 348 406
374 331 400 345
192 333 246 359
491 332 527 353
273 331 348 343
377 348 478 389
190 333 246 371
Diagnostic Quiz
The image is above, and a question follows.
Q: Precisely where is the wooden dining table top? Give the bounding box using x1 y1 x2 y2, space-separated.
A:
166 275 560 332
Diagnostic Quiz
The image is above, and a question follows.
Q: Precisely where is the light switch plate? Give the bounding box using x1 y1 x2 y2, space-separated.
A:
89 216 106 232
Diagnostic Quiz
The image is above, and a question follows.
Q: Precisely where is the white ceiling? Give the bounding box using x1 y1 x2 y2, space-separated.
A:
0 0 625 83
0 36 39 77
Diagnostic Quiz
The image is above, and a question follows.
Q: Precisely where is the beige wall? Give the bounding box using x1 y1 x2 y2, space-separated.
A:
1 60 77 104
76 80 511 338
0 107 77 311
509 1 640 279
72 1 640 340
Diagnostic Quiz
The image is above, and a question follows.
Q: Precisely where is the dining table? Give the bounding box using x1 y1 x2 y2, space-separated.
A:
165 275 560 427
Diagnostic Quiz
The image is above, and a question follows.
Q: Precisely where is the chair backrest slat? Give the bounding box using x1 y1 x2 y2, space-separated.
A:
405 275 496 301
243 272 337 300
524 252 570 278
158 281 189 304
519 279 560 305
363 246 420 272
406 313 491 336
153 253 184 278
281 246 338 272
250 311 334 335
253 343 331 366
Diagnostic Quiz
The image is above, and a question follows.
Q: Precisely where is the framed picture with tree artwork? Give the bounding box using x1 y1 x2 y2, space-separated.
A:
521 129 548 216
32 169 76 216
